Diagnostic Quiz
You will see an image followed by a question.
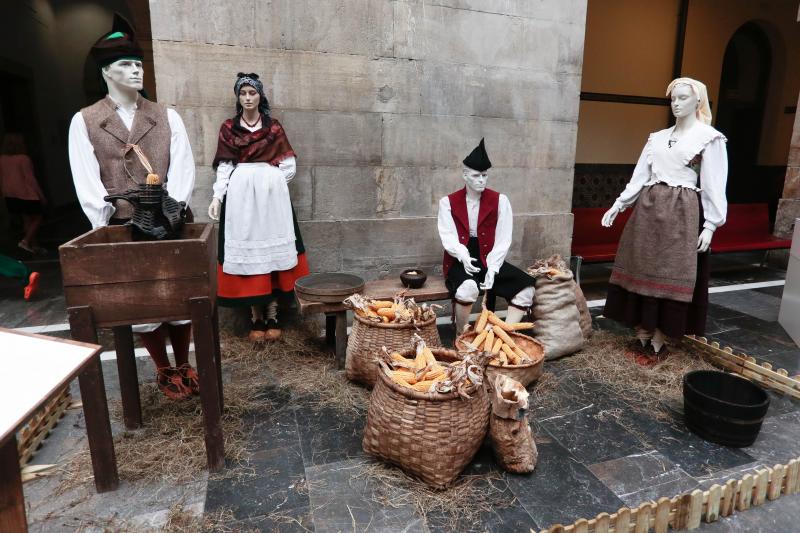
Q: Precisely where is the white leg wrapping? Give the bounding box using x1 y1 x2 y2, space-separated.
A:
454 279 479 303
652 328 667 353
510 286 535 308
635 326 653 347
505 306 526 324
454 303 473 334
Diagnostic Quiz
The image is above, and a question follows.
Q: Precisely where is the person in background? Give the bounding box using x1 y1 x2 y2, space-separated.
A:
0 133 47 255
0 253 39 300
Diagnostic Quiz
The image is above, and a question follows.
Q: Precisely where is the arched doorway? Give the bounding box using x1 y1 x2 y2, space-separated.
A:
715 22 772 204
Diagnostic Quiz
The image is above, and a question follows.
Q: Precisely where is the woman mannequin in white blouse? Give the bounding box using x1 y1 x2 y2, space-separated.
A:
601 78 727 355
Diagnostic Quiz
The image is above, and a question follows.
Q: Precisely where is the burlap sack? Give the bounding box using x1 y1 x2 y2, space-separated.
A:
573 282 593 340
528 256 585 360
488 375 537 474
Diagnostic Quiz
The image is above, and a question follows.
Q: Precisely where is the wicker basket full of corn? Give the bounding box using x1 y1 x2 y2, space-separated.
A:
455 308 544 389
362 336 490 489
343 293 442 387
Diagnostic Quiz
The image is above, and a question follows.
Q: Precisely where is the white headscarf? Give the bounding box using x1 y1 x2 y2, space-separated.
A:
666 77 712 125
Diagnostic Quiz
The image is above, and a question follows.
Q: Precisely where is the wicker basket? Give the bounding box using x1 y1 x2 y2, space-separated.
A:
345 313 441 387
362 348 490 489
455 329 545 388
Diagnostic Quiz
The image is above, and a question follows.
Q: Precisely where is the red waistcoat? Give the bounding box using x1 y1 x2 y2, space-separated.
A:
442 187 499 276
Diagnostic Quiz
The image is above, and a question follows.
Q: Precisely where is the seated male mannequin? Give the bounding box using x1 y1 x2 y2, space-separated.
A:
437 139 536 333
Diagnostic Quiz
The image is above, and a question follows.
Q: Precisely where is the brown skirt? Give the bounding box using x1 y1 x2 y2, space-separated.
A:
604 183 709 338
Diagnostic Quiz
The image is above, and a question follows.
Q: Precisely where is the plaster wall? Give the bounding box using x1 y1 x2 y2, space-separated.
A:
150 0 589 278
576 0 800 166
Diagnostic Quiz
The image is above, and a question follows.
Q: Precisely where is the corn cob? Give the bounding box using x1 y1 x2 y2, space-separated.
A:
487 313 513 332
377 308 396 321
422 346 437 366
412 379 436 392
475 309 490 333
392 369 417 384
491 338 503 354
514 346 531 363
500 343 518 363
483 328 495 352
492 326 518 350
370 300 394 310
507 322 535 331
471 329 489 350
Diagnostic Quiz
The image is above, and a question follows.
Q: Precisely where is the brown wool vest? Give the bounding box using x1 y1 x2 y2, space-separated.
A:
81 95 171 220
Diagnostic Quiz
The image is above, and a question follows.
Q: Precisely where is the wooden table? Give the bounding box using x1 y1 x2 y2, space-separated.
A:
0 328 105 533
59 223 224 472
295 276 450 368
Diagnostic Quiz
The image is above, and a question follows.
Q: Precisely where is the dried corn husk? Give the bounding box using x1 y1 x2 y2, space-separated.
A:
344 293 440 325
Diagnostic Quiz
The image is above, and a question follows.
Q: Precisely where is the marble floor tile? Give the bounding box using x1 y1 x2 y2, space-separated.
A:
505 439 624 529
588 451 694 500
205 445 309 520
743 411 800 466
232 505 315 532
304 458 425 533
709 291 782 322
294 401 366 467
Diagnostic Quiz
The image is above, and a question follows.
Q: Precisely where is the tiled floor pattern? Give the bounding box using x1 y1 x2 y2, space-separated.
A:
8 251 800 531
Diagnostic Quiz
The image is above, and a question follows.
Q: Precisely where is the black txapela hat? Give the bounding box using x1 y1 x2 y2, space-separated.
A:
91 31 144 68
463 138 492 172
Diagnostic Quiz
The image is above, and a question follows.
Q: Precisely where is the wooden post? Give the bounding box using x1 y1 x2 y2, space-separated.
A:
595 512 610 532
68 306 119 493
753 469 769 505
615 507 632 533
189 297 225 472
673 493 690 529
654 496 672 532
112 325 142 429
720 479 737 516
687 489 703 529
768 465 785 500
335 310 347 369
0 436 27 533
634 502 653 533
211 304 224 412
706 484 722 522
786 459 799 494
737 474 754 511
325 314 336 347
573 518 589 533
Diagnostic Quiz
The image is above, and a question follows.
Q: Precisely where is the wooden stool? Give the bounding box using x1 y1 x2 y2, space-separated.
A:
59 223 225 473
296 276 450 368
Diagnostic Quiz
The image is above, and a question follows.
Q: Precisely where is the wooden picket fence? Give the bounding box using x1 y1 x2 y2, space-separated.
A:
538 456 800 532
17 387 72 466
685 336 800 400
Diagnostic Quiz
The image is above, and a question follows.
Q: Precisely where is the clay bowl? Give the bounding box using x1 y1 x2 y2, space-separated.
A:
400 268 427 289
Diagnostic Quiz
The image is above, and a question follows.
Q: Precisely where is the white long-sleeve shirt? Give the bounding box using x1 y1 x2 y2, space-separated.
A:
438 192 513 274
613 123 728 231
68 102 195 229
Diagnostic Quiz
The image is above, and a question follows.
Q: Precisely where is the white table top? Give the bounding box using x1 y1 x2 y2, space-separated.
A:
0 328 101 443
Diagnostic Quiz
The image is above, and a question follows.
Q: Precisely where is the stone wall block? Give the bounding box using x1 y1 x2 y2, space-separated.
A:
419 63 581 122
273 110 383 166
254 0 394 57
189 165 216 222
393 2 585 73
289 166 313 221
298 220 344 272
775 198 800 239
397 0 588 23
150 0 256 46
153 41 422 114
311 167 380 220
382 114 577 169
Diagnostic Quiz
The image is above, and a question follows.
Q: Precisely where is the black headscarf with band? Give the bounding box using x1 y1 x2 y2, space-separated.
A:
234 72 271 119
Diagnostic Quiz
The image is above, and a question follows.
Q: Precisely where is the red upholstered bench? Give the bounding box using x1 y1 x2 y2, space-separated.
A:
570 203 791 283
712 203 791 253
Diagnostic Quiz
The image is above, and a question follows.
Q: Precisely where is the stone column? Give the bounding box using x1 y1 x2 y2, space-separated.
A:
774 90 800 240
